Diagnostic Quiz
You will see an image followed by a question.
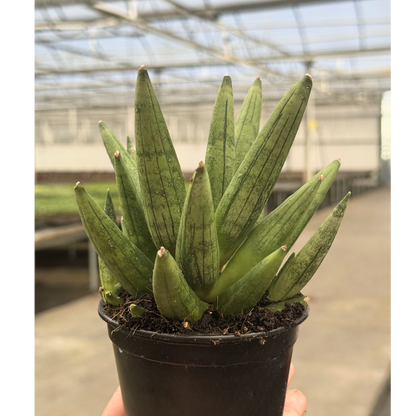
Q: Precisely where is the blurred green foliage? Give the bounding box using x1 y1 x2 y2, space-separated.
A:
35 180 191 217
35 181 120 217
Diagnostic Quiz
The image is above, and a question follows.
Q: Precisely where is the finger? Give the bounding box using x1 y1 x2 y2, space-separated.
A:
287 362 295 386
283 389 307 416
102 386 126 416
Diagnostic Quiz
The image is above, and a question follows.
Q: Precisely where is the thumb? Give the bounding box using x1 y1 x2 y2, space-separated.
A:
283 388 307 416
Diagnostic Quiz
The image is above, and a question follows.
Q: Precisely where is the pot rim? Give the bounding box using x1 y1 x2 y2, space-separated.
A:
98 299 309 344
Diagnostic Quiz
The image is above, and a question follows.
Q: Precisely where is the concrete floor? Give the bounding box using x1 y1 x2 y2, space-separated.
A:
35 186 391 416
35 266 90 313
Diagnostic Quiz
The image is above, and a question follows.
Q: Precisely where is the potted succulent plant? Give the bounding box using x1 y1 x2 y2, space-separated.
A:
74 65 350 416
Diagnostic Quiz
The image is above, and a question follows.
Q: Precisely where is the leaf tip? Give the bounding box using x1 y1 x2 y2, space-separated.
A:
305 73 313 82
158 247 166 257
222 74 232 85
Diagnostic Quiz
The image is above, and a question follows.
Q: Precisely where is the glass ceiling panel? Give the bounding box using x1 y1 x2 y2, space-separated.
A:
35 0 391 111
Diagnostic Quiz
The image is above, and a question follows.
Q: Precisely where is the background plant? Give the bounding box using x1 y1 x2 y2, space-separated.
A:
75 65 350 322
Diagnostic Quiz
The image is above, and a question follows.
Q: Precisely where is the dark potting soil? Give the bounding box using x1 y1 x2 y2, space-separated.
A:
102 289 306 337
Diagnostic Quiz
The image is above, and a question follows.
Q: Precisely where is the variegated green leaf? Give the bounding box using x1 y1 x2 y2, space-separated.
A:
98 189 124 305
216 246 288 316
99 121 140 194
204 75 235 211
216 74 313 267
135 65 186 253
175 161 220 300
234 77 262 172
205 173 321 303
126 135 134 154
114 151 157 261
285 158 341 251
74 182 153 297
268 192 351 302
153 247 208 321
265 296 309 312
129 304 146 318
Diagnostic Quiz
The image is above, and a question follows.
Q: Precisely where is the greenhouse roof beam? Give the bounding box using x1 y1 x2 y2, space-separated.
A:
91 1 288 78
35 0 356 19
35 45 390 77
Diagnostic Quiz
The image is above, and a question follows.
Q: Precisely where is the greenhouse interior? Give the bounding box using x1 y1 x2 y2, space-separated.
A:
35 1 391 416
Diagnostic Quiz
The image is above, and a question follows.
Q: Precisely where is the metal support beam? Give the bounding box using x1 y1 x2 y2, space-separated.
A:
91 2 288 79
35 0 357 17
35 45 390 77
34 0 390 111
163 0 291 57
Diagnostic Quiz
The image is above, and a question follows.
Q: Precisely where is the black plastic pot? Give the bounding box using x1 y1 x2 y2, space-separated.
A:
98 300 308 416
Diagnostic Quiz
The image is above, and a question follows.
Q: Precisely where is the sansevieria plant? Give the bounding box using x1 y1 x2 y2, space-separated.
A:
74 65 350 323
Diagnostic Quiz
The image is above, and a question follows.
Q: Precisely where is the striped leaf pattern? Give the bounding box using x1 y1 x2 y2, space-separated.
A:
217 246 288 316
175 161 220 300
114 151 157 261
234 77 262 172
135 65 186 253
76 68 351 321
205 173 321 302
74 182 153 297
215 75 313 266
268 192 351 302
153 247 208 321
98 189 124 305
204 75 235 211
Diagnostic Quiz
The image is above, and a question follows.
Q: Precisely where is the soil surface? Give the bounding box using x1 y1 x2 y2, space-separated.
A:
102 290 306 336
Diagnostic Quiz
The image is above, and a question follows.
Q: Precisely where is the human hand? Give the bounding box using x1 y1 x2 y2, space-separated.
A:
102 385 125 416
102 363 306 416
284 362 307 416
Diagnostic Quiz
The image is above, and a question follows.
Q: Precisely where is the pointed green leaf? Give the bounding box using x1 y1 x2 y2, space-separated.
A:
175 161 220 300
135 65 186 253
215 74 313 266
205 174 321 303
217 246 288 316
99 121 140 193
265 296 309 312
126 135 137 164
126 135 133 153
204 75 235 210
98 189 125 305
121 216 129 238
100 289 124 306
268 192 351 302
103 188 117 223
74 182 153 297
153 247 209 321
285 158 341 251
234 77 262 172
114 151 157 261
129 304 146 318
